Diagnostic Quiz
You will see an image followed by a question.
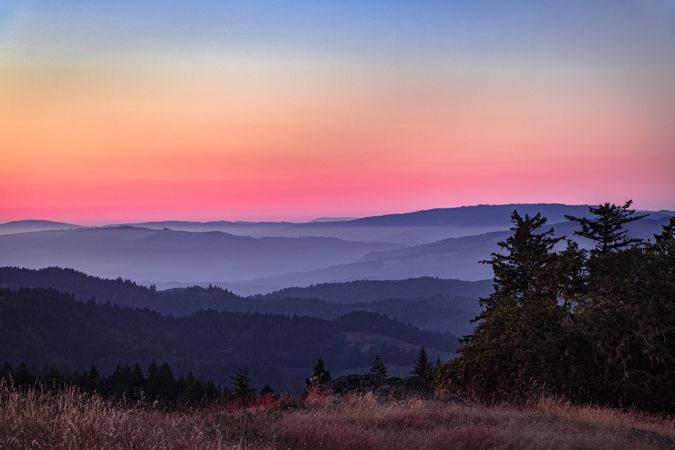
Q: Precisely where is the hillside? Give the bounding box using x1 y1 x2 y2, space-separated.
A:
117 204 673 246
247 216 672 287
118 204 593 245
0 220 82 235
341 203 593 227
2 208 670 289
0 266 242 315
0 287 457 392
263 277 492 304
0 227 399 283
0 267 484 335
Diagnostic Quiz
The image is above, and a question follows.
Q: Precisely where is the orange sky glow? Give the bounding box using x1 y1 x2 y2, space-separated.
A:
1 1 674 223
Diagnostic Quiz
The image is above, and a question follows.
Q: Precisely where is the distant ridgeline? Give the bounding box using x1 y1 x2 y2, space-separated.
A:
0 267 491 335
0 204 669 288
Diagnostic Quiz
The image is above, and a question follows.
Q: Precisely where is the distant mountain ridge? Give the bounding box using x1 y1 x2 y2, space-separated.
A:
0 220 82 235
0 227 400 283
2 204 672 247
1 205 671 287
2 204 672 234
328 203 593 227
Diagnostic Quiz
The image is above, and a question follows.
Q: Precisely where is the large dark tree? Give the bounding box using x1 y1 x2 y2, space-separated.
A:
633 218 675 410
306 358 331 390
446 204 675 412
146 361 177 403
570 212 675 410
450 211 567 399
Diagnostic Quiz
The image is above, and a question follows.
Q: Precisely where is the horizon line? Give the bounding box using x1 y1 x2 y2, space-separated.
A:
2 201 673 228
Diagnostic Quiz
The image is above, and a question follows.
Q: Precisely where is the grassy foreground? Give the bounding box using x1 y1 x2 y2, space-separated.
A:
1 385 674 450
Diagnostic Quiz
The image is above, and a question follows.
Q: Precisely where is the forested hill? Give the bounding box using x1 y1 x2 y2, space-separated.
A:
0 266 241 315
0 267 484 334
0 287 457 392
262 277 492 304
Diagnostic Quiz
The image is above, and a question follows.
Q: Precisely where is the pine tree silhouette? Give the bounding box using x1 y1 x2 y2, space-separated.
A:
306 358 331 389
565 200 646 255
412 347 433 382
231 368 256 401
369 354 387 382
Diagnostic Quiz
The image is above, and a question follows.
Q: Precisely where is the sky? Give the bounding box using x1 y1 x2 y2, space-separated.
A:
1 0 674 223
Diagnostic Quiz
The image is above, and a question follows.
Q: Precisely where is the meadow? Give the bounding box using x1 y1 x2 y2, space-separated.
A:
2 383 673 450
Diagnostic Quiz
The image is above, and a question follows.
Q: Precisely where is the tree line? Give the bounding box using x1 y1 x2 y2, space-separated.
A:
0 347 439 408
444 201 675 412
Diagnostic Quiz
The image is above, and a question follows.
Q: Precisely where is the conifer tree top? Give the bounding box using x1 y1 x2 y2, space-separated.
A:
412 347 433 381
307 358 331 388
565 200 647 255
370 354 387 380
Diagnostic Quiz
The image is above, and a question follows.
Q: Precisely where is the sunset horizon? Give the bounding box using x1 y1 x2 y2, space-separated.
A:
1 200 673 227
2 1 674 224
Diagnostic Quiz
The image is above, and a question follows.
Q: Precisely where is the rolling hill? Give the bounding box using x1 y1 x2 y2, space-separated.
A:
262 277 492 304
116 204 597 245
0 220 82 235
0 267 485 335
241 216 673 288
2 206 670 290
0 227 399 283
0 287 457 392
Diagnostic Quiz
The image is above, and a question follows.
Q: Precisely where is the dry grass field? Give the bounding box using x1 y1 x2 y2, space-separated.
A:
1 384 673 450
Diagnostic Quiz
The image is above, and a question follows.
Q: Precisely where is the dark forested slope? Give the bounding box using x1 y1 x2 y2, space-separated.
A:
262 277 492 303
0 267 484 334
0 287 457 392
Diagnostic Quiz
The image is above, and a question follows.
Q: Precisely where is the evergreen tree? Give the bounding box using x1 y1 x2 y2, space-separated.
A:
231 368 256 401
450 211 567 398
106 364 129 399
412 347 433 382
555 240 587 308
653 216 675 258
146 361 177 404
631 218 675 410
369 354 387 382
570 213 675 410
306 358 331 389
565 200 646 256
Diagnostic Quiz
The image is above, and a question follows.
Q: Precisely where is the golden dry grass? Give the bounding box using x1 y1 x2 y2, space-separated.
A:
1 384 673 450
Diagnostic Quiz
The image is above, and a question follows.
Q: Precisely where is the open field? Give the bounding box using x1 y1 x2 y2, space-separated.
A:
1 385 674 450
